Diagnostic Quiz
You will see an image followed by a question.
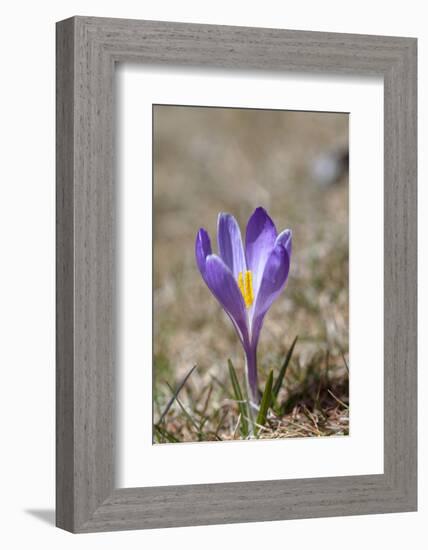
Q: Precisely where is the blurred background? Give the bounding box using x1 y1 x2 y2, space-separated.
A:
153 105 349 442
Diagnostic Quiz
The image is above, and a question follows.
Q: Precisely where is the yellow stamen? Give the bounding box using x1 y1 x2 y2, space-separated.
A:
245 270 254 306
238 270 254 308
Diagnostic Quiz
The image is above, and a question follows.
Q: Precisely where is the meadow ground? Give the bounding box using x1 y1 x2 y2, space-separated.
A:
153 105 349 443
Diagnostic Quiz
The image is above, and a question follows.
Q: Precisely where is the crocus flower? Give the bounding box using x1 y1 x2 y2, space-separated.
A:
195 207 292 404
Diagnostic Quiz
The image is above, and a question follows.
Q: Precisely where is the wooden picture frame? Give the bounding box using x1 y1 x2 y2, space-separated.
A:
56 16 417 533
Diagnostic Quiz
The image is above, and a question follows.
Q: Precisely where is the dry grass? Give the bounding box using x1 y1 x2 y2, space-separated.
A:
153 105 349 443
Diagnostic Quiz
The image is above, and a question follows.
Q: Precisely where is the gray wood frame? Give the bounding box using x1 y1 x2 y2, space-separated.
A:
56 16 417 533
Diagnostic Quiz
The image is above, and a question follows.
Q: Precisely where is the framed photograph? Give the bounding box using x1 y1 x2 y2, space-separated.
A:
56 16 417 532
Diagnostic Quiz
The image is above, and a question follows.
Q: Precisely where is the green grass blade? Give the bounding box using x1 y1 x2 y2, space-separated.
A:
165 381 200 432
154 425 179 443
256 370 274 434
341 352 349 372
272 336 298 399
157 364 197 424
228 359 249 437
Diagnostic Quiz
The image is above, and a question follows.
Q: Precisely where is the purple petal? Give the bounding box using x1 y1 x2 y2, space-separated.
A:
217 213 246 279
250 243 290 347
195 228 212 277
203 255 250 346
245 207 277 298
276 228 292 258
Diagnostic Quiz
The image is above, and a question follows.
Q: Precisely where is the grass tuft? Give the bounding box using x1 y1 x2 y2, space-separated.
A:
153 344 349 443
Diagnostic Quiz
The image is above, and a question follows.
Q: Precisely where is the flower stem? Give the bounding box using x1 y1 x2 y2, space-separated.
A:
245 346 259 406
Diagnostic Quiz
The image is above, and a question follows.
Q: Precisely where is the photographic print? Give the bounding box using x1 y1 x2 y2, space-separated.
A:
153 105 349 444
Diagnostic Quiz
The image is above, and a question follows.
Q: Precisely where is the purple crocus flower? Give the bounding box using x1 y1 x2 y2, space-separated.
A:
195 207 292 404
